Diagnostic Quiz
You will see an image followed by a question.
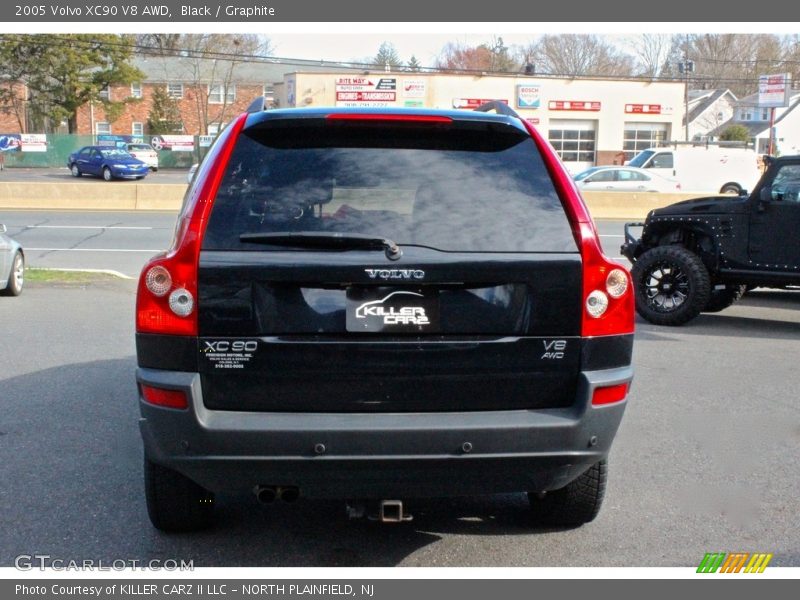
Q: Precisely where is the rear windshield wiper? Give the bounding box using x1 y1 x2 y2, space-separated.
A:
239 231 403 261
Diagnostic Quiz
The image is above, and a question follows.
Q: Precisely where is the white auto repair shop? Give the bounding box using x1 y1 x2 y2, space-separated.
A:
274 72 686 174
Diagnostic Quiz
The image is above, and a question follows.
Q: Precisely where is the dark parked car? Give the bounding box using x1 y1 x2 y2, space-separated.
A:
135 102 635 531
68 146 149 181
622 155 800 325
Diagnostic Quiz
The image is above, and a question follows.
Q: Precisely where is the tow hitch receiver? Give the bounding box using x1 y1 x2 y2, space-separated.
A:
379 500 407 523
346 500 413 523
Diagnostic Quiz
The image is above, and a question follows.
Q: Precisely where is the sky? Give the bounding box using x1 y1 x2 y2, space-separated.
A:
267 33 541 66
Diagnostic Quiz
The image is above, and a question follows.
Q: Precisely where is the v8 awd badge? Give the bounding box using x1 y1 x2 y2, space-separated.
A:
541 339 567 360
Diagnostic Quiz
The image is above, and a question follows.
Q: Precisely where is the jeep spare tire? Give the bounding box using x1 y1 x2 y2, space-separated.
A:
631 245 711 326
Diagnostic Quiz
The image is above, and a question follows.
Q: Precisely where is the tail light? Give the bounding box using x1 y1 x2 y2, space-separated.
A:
592 383 629 406
136 112 247 336
140 384 188 409
521 120 634 337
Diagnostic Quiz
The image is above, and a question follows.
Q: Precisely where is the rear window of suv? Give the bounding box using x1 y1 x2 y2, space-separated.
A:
203 118 577 253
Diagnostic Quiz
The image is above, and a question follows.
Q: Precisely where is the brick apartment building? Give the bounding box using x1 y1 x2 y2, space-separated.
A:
0 56 361 137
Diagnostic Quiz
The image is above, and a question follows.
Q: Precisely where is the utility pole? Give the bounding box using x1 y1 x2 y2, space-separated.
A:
678 37 695 142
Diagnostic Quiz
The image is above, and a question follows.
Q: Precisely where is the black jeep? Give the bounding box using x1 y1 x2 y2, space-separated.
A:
622 155 800 325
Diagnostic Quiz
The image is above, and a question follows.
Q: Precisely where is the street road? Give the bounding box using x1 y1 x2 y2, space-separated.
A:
0 279 798 567
0 167 190 185
0 210 631 278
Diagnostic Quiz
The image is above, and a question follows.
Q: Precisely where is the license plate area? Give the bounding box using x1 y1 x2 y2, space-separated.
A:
346 287 440 333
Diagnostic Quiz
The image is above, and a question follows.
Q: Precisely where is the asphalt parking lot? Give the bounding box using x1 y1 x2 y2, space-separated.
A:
0 267 798 566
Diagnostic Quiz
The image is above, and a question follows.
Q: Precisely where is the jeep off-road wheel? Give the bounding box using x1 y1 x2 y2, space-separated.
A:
720 183 741 195
144 458 214 532
529 460 607 527
1 251 24 296
703 284 747 313
631 245 711 326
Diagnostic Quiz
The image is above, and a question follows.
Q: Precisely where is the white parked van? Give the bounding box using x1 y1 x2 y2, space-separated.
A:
627 146 762 194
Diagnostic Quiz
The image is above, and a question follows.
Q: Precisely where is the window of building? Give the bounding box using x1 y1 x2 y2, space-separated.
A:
167 83 184 99
131 83 143 99
95 122 111 135
98 86 111 101
548 121 596 165
207 122 224 136
208 84 236 104
761 108 770 120
132 122 144 136
623 122 669 161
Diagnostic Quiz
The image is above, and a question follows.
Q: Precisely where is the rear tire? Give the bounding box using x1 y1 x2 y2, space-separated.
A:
1 251 23 296
144 458 214 532
103 167 113 181
703 284 747 313
529 460 607 526
720 183 741 195
70 164 81 177
631 245 711 326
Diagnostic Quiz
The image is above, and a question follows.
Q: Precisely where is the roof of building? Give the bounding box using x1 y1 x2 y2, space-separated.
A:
684 89 736 126
133 56 365 84
709 97 800 137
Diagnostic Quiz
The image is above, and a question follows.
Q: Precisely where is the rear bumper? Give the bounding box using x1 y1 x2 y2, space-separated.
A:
137 365 632 498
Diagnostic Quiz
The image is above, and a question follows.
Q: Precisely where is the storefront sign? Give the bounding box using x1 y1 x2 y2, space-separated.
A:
336 91 397 102
336 77 397 92
625 104 661 114
517 85 541 109
548 100 601 111
402 79 427 98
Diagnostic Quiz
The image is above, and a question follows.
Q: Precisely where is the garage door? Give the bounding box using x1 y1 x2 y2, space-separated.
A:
548 119 596 174
623 122 670 161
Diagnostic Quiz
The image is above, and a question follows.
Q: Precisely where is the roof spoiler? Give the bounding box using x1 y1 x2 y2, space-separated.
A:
246 97 267 113
474 101 521 119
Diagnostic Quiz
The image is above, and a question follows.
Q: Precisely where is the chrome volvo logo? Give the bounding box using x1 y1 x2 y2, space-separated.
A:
365 268 425 280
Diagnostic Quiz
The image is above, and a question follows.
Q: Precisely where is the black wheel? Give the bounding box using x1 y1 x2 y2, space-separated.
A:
703 284 747 313
70 164 81 177
144 458 214 532
529 460 607 527
102 167 113 181
720 183 741 194
1 251 23 296
631 245 711 326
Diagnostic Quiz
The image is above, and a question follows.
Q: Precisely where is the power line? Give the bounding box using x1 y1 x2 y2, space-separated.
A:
1 33 799 87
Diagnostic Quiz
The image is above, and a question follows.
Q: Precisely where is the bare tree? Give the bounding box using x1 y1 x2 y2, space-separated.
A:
627 34 672 78
521 34 635 77
150 34 272 135
435 38 516 73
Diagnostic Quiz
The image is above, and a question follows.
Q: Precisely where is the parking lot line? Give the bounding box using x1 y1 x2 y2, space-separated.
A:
26 247 161 253
25 225 154 230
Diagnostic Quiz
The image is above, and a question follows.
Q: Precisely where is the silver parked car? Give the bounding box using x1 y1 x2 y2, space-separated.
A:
573 166 681 193
0 223 24 296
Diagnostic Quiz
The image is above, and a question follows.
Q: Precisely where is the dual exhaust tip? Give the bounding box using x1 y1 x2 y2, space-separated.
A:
255 485 300 504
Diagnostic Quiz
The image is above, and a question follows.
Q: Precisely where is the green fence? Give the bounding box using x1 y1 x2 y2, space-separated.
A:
1 134 210 169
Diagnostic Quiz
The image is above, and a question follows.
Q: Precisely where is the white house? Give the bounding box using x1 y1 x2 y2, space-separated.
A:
712 90 800 154
685 89 737 140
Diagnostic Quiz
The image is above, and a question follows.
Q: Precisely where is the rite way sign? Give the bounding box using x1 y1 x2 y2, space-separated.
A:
335 77 397 92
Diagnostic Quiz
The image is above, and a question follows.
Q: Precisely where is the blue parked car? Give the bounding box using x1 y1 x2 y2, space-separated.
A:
68 146 149 181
